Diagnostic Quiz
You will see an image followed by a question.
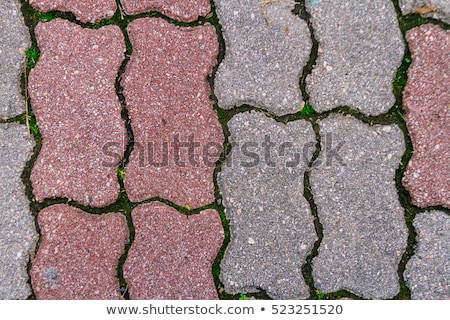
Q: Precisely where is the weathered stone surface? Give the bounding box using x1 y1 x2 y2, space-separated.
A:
403 24 449 208
0 0 30 119
310 114 408 299
31 205 128 300
29 0 117 24
306 0 404 116
122 18 223 208
400 0 450 24
405 211 450 300
29 19 126 208
120 0 211 22
214 0 311 116
0 124 37 299
124 202 223 300
218 111 317 299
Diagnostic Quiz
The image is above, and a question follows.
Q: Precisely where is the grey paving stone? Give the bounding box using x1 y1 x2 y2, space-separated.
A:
218 111 317 299
306 0 404 116
399 0 450 24
310 114 408 299
0 123 37 299
0 0 30 119
405 211 450 300
214 0 312 116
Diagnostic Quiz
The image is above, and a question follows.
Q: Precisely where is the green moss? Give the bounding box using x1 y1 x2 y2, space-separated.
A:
25 47 39 69
300 103 317 117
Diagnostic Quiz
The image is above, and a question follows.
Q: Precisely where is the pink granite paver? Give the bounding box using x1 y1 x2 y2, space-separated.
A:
120 0 211 22
30 205 129 300
29 19 126 208
403 24 450 208
123 202 224 300
122 18 223 208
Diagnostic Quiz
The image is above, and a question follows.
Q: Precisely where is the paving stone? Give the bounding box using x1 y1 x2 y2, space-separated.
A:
123 202 223 300
29 0 117 24
402 24 450 209
29 19 126 208
30 204 129 299
399 0 450 24
214 0 311 116
0 124 37 299
122 18 223 208
218 111 317 299
306 0 404 116
405 211 450 300
0 0 30 119
120 0 211 22
310 114 408 299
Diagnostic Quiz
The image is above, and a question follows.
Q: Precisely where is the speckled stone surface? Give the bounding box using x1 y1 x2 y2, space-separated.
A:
218 111 317 299
120 0 211 22
0 0 30 119
306 0 404 116
29 19 126 208
402 24 449 209
399 0 450 24
29 0 117 24
214 0 311 116
405 211 450 300
0 124 37 299
31 205 128 300
310 114 408 299
122 18 223 208
124 203 223 300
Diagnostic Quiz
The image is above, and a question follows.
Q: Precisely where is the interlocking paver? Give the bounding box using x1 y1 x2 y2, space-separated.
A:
306 0 404 116
29 19 126 208
214 0 312 116
402 24 449 209
310 114 408 299
218 111 316 299
400 0 450 24
122 18 223 208
30 205 128 300
123 202 223 300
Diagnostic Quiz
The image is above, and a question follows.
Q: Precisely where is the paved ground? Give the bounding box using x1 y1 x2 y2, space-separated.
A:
0 0 448 300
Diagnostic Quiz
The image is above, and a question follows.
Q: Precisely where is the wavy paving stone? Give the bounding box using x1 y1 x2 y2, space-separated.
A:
400 0 450 24
306 0 404 116
122 18 223 208
123 203 223 300
120 0 211 22
214 0 311 116
30 205 128 300
29 0 117 24
0 0 30 119
29 19 126 208
402 24 450 208
0 124 37 299
310 115 408 299
405 211 450 300
218 111 317 299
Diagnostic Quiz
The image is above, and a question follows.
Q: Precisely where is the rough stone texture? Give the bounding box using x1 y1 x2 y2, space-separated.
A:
29 0 117 24
400 0 450 24
120 0 211 22
402 24 449 209
214 0 311 116
218 111 317 299
122 18 223 208
31 205 129 300
0 0 30 119
405 211 450 300
124 202 223 299
0 124 37 299
306 0 404 116
310 114 408 299
29 19 126 208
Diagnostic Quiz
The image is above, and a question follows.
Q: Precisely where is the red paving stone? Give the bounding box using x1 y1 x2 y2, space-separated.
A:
120 0 211 22
29 19 126 208
122 18 223 208
30 205 129 300
403 24 450 208
123 203 224 300
29 0 117 24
